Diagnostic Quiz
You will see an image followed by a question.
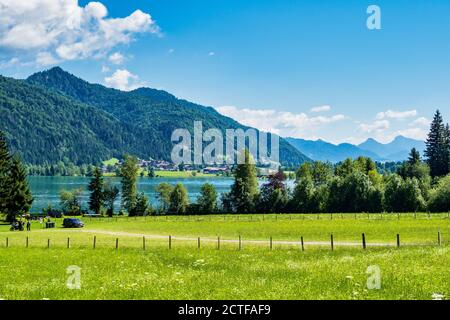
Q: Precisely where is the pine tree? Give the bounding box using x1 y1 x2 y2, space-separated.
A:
425 110 449 177
446 123 450 174
408 148 421 165
4 156 33 222
88 167 104 215
0 131 12 215
229 149 259 213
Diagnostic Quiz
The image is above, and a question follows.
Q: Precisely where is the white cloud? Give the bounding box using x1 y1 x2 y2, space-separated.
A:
0 0 159 66
104 69 144 91
358 120 428 143
0 57 20 68
35 52 59 66
101 65 110 73
310 105 331 113
358 120 390 133
392 128 428 141
376 109 417 120
208 52 215 56
411 117 431 127
108 52 125 65
216 105 347 138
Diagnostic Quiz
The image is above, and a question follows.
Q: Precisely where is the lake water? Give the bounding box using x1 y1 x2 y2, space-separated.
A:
28 176 236 213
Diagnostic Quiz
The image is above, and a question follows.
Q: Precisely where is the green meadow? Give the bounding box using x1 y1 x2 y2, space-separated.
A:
0 213 448 300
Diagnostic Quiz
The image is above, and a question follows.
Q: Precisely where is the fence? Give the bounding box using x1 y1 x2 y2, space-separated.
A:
28 212 450 231
1 231 448 252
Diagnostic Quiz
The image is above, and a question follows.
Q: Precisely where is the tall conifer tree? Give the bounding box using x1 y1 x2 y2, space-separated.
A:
0 131 12 215
425 110 449 177
88 167 104 215
4 156 33 221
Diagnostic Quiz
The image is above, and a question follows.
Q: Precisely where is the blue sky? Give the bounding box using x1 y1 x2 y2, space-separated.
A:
1 0 449 144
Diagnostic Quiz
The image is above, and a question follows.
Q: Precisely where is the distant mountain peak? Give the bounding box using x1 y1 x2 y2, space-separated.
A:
361 137 379 144
358 135 425 161
33 66 76 79
0 67 312 166
286 135 426 163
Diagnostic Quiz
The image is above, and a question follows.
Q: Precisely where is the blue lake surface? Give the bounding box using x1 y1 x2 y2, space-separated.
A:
28 176 235 213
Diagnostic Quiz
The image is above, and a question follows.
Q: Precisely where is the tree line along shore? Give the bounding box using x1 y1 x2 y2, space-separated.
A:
1 110 450 222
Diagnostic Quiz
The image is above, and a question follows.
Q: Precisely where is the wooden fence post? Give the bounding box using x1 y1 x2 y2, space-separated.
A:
438 231 441 246
47 239 50 249
397 234 400 248
93 236 96 249
67 237 70 249
143 236 146 250
330 234 334 251
115 238 119 250
217 237 220 250
26 236 29 248
198 237 201 249
239 235 242 251
270 237 273 250
362 233 366 250
300 236 304 252
169 235 172 249
6 237 8 248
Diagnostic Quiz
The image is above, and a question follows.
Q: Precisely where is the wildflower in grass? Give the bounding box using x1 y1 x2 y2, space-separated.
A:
432 293 444 300
193 259 206 267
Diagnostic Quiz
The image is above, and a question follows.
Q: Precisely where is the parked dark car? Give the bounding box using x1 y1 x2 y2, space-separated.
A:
63 218 84 228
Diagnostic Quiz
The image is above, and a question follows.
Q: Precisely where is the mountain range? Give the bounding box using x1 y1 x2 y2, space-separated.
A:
0 67 427 166
286 135 426 163
0 67 309 166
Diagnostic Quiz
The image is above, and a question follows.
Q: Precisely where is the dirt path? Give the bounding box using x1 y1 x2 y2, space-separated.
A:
74 229 398 247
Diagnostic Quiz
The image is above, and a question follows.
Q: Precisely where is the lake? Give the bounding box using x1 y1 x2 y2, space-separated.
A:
28 176 236 213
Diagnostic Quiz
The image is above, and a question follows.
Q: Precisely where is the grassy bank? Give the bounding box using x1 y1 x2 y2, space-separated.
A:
4 213 446 245
0 213 448 300
0 246 447 300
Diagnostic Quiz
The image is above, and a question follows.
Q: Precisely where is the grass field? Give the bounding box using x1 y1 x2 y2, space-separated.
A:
0 213 448 300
